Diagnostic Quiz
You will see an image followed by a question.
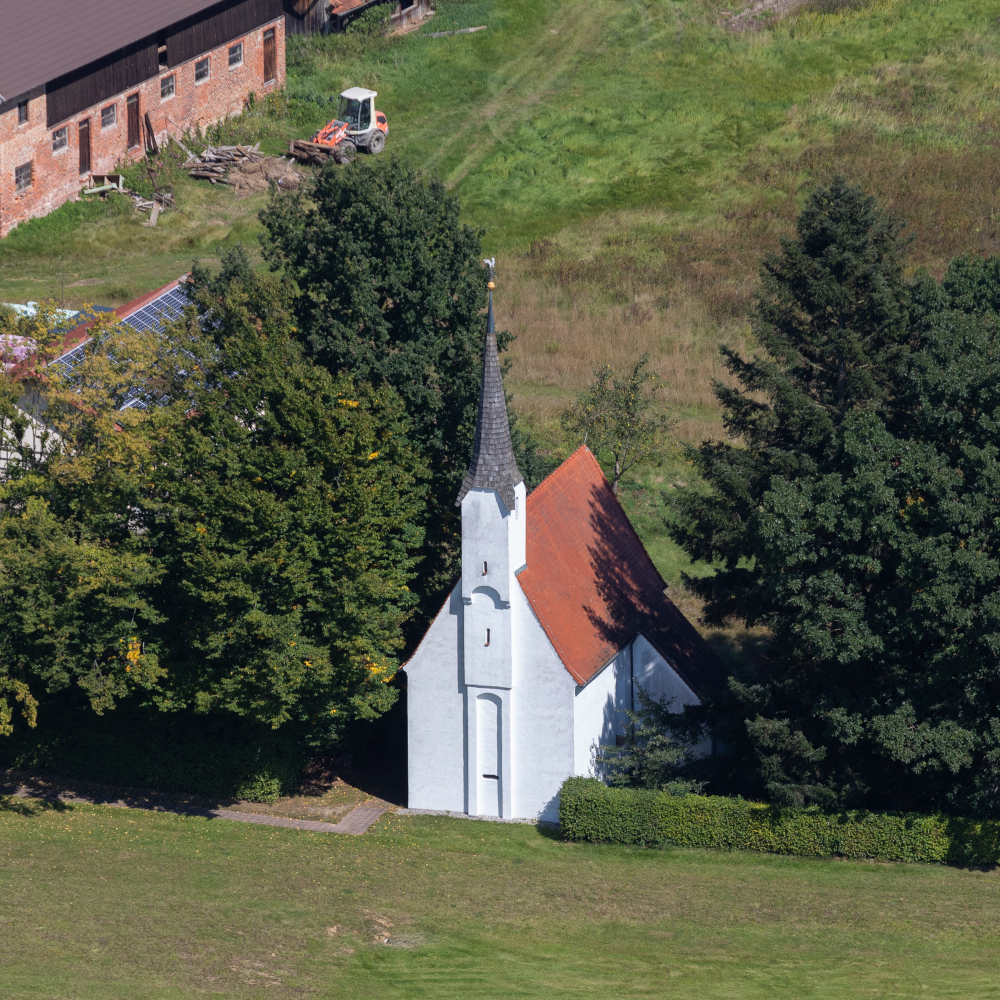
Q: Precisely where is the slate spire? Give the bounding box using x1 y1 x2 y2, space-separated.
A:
456 266 524 511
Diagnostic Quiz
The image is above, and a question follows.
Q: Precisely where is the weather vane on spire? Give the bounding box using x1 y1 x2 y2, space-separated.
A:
483 257 496 289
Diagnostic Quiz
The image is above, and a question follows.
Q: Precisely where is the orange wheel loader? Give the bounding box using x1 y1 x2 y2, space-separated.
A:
312 87 388 156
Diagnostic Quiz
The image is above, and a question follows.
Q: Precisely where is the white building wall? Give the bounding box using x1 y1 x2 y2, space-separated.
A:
632 634 700 711
573 649 629 777
509 581 576 823
406 534 707 822
405 584 466 813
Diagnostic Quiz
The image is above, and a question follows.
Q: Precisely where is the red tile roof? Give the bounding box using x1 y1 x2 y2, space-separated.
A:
518 446 725 692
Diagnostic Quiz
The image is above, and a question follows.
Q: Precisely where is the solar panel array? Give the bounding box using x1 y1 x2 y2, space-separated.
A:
121 285 189 335
46 283 190 411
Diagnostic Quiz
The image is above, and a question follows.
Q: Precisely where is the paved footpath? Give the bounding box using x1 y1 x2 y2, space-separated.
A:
212 803 388 835
3 771 389 836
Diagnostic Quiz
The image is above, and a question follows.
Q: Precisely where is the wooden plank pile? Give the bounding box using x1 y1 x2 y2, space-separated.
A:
184 143 263 185
288 138 356 166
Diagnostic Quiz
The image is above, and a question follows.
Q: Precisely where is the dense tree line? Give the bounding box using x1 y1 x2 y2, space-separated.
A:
669 178 1000 817
0 156 550 763
0 251 424 745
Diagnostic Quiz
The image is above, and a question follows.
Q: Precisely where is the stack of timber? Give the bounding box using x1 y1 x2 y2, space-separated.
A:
184 143 263 184
288 138 356 166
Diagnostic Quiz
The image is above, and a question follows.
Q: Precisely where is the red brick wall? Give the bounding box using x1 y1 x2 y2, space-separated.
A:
0 17 285 238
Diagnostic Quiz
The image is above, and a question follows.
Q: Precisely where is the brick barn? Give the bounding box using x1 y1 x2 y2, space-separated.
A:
0 0 287 238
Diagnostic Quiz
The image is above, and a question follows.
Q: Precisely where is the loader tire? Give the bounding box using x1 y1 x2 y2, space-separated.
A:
333 142 356 164
366 131 386 155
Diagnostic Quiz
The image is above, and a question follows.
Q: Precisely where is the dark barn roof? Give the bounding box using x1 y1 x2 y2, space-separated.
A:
0 0 275 105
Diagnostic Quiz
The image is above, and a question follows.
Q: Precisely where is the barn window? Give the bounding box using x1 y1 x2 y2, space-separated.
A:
229 42 244 68
17 100 28 124
101 104 116 129
160 75 175 100
14 162 32 192
52 126 68 152
14 162 35 191
195 58 210 84
158 45 168 71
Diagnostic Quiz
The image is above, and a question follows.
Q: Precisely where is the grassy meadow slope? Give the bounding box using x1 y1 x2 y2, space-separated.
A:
3 797 1000 999
1 0 998 583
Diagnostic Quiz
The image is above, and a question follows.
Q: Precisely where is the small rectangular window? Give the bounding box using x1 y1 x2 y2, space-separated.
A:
195 57 210 84
101 104 116 128
228 42 243 68
15 162 32 192
52 126 68 152
17 100 28 124
160 74 175 100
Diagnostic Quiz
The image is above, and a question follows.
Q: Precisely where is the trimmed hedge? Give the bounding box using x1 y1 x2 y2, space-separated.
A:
559 778 1000 865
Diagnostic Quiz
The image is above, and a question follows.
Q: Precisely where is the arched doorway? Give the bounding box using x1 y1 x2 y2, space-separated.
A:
476 692 502 817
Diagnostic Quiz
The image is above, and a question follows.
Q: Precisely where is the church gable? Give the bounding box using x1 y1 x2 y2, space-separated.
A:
516 447 724 695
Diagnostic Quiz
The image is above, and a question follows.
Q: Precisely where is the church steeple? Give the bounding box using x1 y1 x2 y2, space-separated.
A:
456 263 524 512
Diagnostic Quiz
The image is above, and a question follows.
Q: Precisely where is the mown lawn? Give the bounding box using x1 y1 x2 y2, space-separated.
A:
2 795 999 999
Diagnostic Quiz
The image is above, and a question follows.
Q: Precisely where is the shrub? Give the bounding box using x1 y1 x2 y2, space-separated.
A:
559 778 1000 865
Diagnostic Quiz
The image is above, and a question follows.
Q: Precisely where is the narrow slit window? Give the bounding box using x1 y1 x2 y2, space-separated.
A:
483 561 487 575
485 628 490 647
17 100 28 124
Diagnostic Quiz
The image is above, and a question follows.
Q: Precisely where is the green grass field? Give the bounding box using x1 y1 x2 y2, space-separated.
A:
3 0 1000 586
3 795 1000 999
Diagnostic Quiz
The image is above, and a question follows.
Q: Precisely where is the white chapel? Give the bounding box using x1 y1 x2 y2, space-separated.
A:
404 278 724 823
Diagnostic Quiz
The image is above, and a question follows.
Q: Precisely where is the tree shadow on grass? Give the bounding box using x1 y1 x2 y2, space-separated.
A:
0 769 240 821
0 793 71 816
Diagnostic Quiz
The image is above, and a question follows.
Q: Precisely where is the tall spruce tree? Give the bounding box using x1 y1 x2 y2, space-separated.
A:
667 179 999 812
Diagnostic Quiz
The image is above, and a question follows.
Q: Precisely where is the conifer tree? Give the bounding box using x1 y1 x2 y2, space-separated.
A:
669 180 956 810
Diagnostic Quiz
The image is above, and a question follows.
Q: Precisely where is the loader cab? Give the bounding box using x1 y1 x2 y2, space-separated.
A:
337 86 388 154
338 87 377 136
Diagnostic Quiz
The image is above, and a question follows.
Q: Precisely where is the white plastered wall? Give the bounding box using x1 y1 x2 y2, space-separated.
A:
572 635 703 784
632 634 700 711
405 583 466 813
509 580 576 823
573 648 630 777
